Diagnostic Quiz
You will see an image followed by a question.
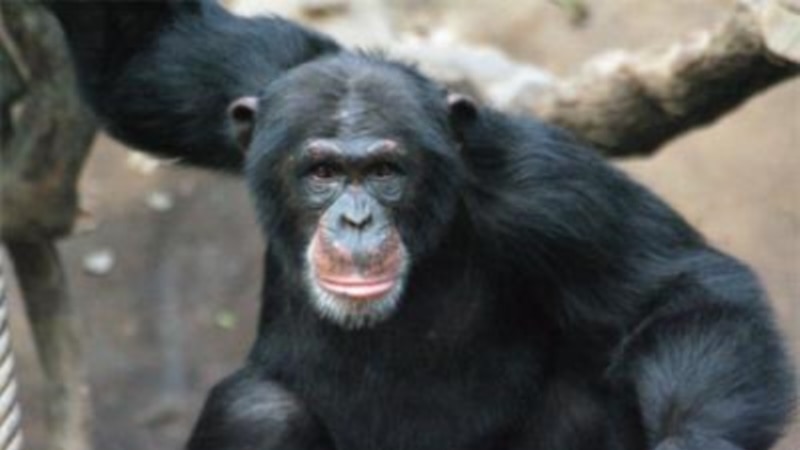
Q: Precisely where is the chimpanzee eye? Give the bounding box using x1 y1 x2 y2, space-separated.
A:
309 162 339 180
371 162 402 179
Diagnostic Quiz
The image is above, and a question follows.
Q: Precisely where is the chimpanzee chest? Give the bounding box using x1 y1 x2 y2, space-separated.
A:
275 338 545 450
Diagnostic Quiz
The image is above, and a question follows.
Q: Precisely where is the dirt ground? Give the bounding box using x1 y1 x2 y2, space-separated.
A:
7 1 799 449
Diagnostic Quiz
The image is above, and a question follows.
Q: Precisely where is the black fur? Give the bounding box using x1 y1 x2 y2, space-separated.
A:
47 2 796 449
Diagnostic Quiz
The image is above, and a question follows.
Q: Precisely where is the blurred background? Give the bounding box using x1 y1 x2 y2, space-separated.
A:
6 0 798 449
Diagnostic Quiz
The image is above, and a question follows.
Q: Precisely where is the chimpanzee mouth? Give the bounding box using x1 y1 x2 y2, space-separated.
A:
317 275 398 300
306 233 409 328
307 269 407 329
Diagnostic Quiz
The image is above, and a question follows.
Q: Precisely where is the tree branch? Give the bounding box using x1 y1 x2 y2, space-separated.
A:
518 2 800 156
0 2 96 241
0 3 95 449
381 0 800 157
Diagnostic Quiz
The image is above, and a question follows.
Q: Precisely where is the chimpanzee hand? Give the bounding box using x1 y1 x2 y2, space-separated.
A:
186 369 334 450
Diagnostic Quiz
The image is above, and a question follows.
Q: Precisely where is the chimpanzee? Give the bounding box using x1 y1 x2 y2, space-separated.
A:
46 1 796 449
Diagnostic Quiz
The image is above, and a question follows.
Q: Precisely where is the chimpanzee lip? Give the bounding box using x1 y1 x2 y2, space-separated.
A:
318 275 397 300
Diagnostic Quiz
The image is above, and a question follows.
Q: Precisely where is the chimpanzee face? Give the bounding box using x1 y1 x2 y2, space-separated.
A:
227 55 472 328
295 137 411 327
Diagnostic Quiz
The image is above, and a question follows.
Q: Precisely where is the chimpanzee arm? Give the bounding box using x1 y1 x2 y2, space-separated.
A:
609 254 796 450
45 0 340 171
187 369 335 450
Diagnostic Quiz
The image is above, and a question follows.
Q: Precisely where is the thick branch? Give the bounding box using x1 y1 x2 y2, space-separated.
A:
384 1 799 157
0 4 95 450
0 35 25 144
517 3 800 156
0 2 96 241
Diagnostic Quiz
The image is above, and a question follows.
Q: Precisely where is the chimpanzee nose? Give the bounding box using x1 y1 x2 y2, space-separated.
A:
342 210 373 230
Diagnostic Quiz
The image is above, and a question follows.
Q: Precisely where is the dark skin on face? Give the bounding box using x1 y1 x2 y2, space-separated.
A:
229 97 413 308
301 137 407 301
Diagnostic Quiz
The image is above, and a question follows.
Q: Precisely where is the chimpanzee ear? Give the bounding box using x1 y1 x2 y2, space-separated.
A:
448 93 478 123
447 93 478 147
228 96 260 152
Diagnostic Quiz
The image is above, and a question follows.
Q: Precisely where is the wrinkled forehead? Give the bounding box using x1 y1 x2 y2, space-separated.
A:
261 57 446 143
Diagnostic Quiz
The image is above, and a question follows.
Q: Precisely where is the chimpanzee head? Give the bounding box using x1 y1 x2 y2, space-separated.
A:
227 54 477 328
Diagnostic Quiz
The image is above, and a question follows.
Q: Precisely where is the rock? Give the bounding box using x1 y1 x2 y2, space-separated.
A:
146 191 175 212
214 310 238 330
83 249 115 276
126 152 162 175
